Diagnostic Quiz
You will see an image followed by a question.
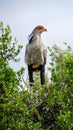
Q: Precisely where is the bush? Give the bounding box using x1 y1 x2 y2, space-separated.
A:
0 22 73 130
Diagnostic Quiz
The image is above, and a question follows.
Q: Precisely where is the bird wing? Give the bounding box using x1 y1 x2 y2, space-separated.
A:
43 45 47 64
25 45 31 65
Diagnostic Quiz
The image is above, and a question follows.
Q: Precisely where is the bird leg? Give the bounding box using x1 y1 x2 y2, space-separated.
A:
40 65 45 85
28 65 34 91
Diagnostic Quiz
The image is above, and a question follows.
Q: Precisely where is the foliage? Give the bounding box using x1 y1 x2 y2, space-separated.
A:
0 22 73 130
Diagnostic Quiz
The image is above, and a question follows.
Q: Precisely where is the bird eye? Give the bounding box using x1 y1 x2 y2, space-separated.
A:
38 26 43 30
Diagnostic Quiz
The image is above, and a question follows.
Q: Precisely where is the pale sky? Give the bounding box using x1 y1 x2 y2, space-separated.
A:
0 0 73 80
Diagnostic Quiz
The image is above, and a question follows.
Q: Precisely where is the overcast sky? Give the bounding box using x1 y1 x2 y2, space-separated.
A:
0 0 73 80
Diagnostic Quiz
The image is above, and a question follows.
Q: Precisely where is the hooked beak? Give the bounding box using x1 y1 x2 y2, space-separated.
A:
45 28 47 31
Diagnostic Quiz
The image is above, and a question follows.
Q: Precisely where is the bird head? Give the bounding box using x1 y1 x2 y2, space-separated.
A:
28 25 47 42
33 25 47 34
